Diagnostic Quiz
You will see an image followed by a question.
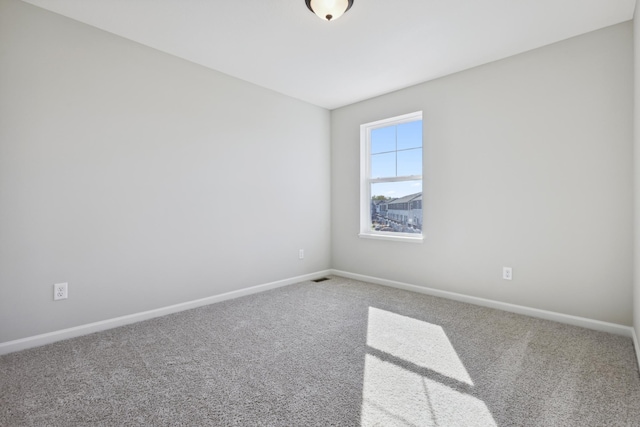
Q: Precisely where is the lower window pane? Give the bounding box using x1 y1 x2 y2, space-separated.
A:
370 181 422 234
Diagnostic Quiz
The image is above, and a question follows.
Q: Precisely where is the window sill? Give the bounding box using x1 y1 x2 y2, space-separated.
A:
358 232 424 243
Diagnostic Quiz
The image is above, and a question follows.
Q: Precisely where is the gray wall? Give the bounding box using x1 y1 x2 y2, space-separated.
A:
0 0 331 343
1 0 635 345
331 23 634 325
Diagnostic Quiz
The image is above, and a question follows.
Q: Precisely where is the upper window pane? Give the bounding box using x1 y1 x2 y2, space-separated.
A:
397 148 422 176
371 127 396 154
371 152 396 178
370 119 423 179
397 121 423 150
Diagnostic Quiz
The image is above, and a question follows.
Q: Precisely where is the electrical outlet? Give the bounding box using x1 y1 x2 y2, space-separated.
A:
299 249 304 260
54 282 68 300
502 267 512 281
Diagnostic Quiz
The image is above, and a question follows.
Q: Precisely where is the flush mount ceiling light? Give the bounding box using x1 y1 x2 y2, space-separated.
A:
305 0 354 22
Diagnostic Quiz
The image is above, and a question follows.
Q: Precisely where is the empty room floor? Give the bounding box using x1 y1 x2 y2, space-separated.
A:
1 276 639 426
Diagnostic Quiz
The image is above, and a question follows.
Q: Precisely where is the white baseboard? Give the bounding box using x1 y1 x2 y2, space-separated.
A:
331 269 634 338
0 270 332 356
3 269 635 361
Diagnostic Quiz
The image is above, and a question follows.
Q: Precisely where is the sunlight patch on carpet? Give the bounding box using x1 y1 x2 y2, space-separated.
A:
362 307 496 426
366 307 473 385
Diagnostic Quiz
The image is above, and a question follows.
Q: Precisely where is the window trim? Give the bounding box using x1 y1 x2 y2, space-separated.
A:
359 111 424 243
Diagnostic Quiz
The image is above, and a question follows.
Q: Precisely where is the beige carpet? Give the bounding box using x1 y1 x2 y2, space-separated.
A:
1 275 639 426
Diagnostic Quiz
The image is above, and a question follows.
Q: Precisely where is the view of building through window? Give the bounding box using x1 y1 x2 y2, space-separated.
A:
371 187 423 234
369 118 423 234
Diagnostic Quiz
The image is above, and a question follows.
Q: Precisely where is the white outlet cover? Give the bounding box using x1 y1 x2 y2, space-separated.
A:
502 267 513 280
54 282 68 300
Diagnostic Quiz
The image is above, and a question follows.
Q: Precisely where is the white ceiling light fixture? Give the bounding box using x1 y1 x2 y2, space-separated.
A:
305 0 354 22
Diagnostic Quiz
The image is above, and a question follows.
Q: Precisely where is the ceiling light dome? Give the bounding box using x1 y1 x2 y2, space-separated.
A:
305 0 354 22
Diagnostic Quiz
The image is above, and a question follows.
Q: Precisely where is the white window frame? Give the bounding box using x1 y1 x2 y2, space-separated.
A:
359 111 424 243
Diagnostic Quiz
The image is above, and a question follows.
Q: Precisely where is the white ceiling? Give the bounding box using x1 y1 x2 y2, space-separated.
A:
21 0 636 110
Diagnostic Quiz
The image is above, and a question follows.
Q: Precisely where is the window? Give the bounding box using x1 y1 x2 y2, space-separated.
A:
360 112 423 242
